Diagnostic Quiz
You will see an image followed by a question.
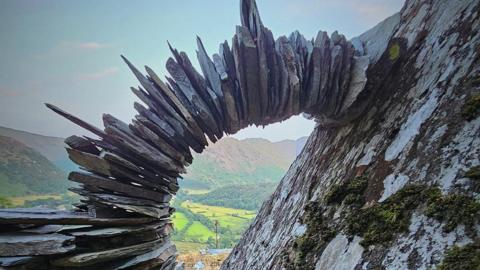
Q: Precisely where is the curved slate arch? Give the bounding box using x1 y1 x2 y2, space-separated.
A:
0 0 373 269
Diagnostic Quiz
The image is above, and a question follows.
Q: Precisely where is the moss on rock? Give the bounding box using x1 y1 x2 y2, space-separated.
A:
346 185 430 247
462 93 480 121
466 166 480 180
345 184 480 247
466 166 480 193
438 242 480 270
293 178 479 267
325 175 368 206
288 202 337 270
425 192 480 236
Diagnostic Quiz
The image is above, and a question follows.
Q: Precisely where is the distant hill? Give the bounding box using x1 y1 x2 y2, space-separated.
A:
0 135 70 197
0 126 76 172
181 136 307 189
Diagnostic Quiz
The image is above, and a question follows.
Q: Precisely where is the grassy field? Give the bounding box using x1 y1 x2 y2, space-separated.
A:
182 202 255 232
172 202 256 253
173 212 189 231
8 194 62 206
184 221 216 241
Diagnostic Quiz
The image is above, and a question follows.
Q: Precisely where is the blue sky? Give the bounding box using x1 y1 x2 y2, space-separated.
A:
0 0 403 141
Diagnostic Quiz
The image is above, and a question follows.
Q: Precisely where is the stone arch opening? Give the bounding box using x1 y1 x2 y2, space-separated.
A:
173 115 314 252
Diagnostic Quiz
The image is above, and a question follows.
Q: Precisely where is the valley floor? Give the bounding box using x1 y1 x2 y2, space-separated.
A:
172 201 256 252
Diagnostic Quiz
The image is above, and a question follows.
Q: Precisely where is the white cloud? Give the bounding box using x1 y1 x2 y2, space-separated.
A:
77 67 119 81
35 41 113 59
76 42 111 50
0 86 18 97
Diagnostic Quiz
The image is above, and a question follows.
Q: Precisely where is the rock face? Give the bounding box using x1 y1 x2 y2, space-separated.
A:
222 0 480 269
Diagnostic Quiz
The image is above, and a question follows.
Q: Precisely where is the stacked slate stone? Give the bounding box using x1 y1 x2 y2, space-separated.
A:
0 0 368 269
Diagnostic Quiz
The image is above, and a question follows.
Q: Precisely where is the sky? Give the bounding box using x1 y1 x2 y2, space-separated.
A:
0 0 404 142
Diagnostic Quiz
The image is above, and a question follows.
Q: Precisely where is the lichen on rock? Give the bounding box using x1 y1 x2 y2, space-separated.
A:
388 42 401 61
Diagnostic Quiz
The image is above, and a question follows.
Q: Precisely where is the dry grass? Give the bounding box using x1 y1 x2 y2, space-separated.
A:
178 252 229 270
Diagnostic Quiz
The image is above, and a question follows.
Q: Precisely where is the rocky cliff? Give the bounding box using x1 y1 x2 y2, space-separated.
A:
223 0 480 269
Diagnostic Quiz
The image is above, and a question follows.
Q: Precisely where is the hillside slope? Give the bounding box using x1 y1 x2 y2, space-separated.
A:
182 137 306 189
0 135 69 196
0 126 75 172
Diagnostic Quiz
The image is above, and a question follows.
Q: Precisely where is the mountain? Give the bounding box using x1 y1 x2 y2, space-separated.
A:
181 136 306 189
0 126 76 173
0 135 69 197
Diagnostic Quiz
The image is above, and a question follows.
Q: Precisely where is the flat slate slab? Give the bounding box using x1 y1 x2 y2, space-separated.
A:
0 232 75 256
0 209 155 226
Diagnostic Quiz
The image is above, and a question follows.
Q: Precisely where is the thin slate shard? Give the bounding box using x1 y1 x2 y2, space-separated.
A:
1 0 371 268
168 45 224 139
196 37 226 122
166 57 220 142
145 65 209 148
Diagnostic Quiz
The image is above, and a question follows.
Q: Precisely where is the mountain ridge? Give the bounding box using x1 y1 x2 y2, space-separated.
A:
0 126 76 173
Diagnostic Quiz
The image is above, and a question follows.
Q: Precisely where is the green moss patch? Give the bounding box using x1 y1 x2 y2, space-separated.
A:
293 178 480 266
466 166 480 180
345 184 480 247
462 94 480 121
346 185 431 247
389 43 401 61
438 242 480 270
425 192 480 237
466 166 480 192
288 202 337 270
325 175 368 206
